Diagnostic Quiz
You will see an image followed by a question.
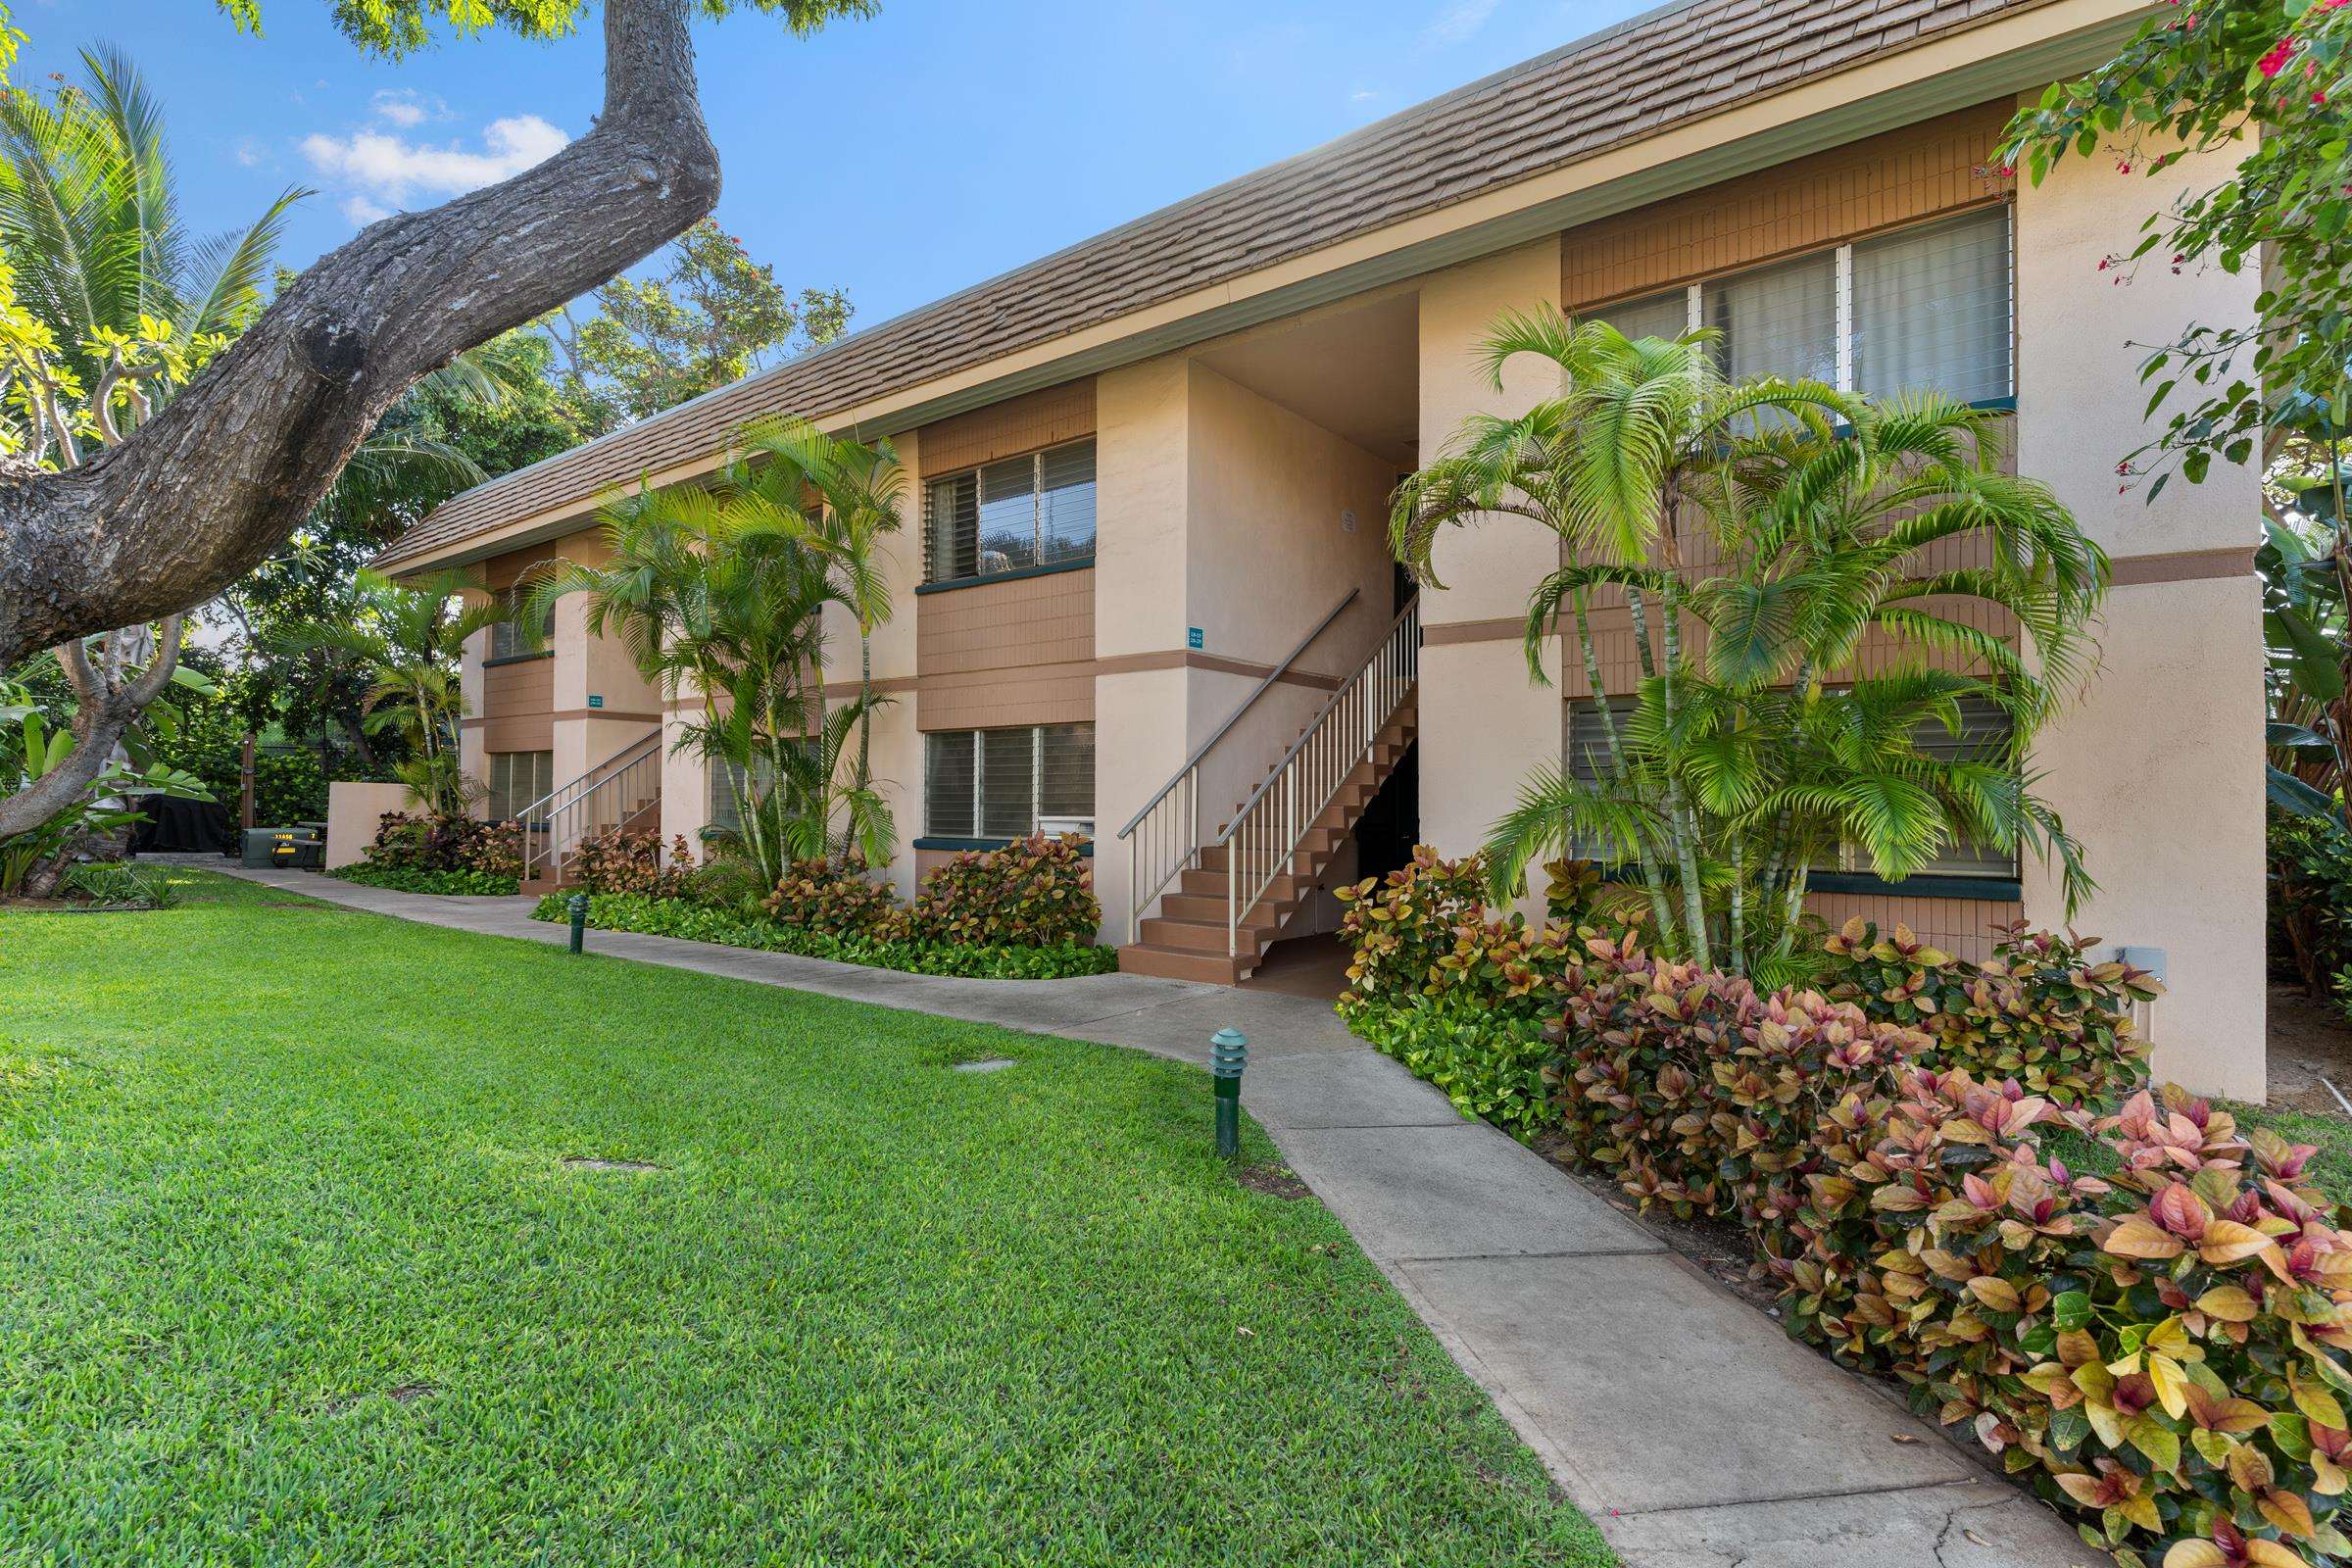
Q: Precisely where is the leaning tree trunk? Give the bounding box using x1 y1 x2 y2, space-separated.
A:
0 616 184 844
0 0 722 670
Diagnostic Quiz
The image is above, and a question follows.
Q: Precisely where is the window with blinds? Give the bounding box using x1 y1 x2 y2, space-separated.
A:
489 599 557 661
924 722 1096 839
1577 206 2013 406
923 439 1097 584
486 750 553 822
1563 693 2018 883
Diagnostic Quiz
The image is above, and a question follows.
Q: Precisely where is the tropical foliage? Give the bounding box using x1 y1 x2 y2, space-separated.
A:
2003 0 2352 846
518 420 900 886
543 219 851 433
331 809 520 896
1393 315 2107 981
278 571 503 817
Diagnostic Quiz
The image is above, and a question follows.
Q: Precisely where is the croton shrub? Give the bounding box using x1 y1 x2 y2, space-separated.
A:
900 833 1099 950
760 854 900 937
331 811 522 895
570 827 694 899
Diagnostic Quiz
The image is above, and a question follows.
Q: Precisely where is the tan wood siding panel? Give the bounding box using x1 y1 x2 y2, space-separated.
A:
1562 101 2012 313
477 527 604 593
476 713 554 752
917 569 1095 677
916 663 1097 731
915 379 1096 477
482 655 553 716
1805 891 2022 964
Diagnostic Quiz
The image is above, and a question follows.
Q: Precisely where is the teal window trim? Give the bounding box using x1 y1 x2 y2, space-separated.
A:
1592 864 2017 904
914 835 1093 858
913 556 1095 597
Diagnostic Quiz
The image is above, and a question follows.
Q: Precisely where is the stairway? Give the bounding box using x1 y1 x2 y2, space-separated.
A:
514 730 663 894
1117 594 1420 985
1119 699 1415 982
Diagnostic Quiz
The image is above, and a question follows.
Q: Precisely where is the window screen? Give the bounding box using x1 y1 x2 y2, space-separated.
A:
925 731 978 837
924 472 979 583
925 723 1096 838
1038 442 1098 564
922 439 1097 584
1588 289 1690 343
1852 206 2012 406
1908 696 2020 877
1708 252 1838 386
980 728 1037 837
486 751 553 822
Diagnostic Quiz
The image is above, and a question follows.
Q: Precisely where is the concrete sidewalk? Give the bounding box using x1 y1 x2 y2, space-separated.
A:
210 863 2085 1567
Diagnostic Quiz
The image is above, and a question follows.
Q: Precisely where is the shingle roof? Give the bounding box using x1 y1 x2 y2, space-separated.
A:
378 0 2042 569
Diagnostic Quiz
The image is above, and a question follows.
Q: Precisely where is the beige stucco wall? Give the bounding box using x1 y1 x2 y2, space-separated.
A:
325 780 416 868
2015 123 2267 1099
1413 238 1566 915
1182 360 1404 900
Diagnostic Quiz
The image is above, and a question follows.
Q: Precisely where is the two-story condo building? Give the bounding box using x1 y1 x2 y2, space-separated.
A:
373 0 2266 1098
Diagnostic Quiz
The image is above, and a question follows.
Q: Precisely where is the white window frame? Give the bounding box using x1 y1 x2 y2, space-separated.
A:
923 437 1096 586
1619 205 2014 402
926 723 1095 840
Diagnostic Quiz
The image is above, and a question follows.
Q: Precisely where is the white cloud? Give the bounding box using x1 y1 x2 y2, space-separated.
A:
369 89 443 128
1350 87 1382 102
302 114 569 221
1423 0 1501 45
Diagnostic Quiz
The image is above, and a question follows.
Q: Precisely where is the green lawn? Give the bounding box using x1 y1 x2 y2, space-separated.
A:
0 873 1607 1567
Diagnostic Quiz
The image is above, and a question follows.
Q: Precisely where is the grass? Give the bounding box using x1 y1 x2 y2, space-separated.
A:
0 872 1609 1567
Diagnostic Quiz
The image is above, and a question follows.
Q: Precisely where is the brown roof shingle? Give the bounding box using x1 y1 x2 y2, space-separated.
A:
378 0 2048 568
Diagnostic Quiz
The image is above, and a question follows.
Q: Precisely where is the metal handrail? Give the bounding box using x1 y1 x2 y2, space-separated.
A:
515 728 663 880
1219 596 1418 956
1114 587 1359 937
1115 587 1358 840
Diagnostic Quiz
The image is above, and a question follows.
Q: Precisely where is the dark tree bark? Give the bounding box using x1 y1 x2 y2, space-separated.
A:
0 0 721 670
0 615 182 846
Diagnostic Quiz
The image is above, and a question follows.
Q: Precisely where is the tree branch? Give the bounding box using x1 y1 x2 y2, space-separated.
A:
0 0 722 668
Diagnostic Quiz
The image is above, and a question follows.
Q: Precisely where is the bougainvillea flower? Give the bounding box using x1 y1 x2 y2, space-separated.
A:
2258 36 2298 76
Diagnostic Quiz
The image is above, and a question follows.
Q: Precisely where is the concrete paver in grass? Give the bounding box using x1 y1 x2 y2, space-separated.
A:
214 863 2090 1567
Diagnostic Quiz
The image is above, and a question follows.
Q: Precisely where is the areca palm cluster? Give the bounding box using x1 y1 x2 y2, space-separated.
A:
280 570 505 816
1394 312 2107 981
520 422 901 887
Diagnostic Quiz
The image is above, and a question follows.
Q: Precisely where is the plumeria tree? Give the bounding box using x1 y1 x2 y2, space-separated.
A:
1395 316 2107 980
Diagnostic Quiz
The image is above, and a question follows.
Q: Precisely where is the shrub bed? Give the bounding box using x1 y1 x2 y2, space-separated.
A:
1330 851 2352 1566
527 834 1115 981
330 812 521 896
571 828 693 899
532 892 1118 979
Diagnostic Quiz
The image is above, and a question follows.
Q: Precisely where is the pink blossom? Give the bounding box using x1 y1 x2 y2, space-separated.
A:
2259 36 2297 76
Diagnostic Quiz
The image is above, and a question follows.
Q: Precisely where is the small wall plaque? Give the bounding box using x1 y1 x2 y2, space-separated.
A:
1187 627 1204 651
587 695 604 710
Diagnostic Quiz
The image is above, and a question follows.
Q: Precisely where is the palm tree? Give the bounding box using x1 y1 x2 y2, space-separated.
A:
517 459 853 888
278 570 505 816
1394 312 2107 979
731 416 904 800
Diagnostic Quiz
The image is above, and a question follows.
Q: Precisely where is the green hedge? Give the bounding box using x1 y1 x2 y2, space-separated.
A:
533 893 1119 980
330 863 519 896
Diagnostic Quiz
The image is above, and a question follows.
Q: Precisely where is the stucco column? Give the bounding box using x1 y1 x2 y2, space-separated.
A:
863 425 925 901
1095 357 1195 941
1414 238 1566 889
458 624 488 813
2014 122 2265 1099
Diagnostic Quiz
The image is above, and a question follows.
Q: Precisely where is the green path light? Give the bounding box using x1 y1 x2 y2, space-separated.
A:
567 893 588 956
1210 1028 1248 1158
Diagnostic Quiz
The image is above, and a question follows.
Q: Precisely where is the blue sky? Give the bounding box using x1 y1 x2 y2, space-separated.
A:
13 0 1657 330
